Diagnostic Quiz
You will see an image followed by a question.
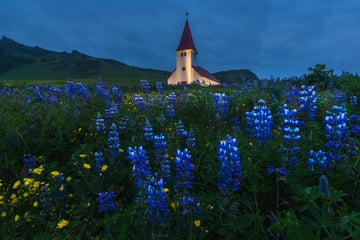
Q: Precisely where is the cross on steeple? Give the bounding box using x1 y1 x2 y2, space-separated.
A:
185 11 189 19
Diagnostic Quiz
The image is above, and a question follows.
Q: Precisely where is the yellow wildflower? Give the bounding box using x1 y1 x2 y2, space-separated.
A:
83 163 91 169
32 165 44 175
10 194 17 204
59 185 64 192
1 211 6 217
66 176 72 182
23 192 29 198
79 154 87 158
194 220 201 227
51 171 60 177
12 180 21 189
33 181 40 189
14 215 20 221
56 219 69 229
33 201 39 207
23 178 34 186
101 165 108 172
164 188 169 193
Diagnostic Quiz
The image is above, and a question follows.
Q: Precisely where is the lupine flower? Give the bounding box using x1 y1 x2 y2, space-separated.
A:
118 116 129 131
174 148 195 191
298 85 317 120
335 91 346 104
78 83 91 101
33 85 44 102
246 99 273 145
213 93 229 120
285 86 298 105
105 102 119 120
23 153 36 175
95 112 106 133
98 192 116 214
127 146 151 190
108 123 120 161
350 114 360 135
134 94 146 111
324 105 349 163
140 80 151 94
94 152 106 175
156 82 164 95
146 177 168 223
176 120 188 138
153 134 167 162
111 86 123 103
95 84 111 103
186 128 196 148
166 104 175 119
308 150 330 171
350 96 357 106
217 135 242 192
168 92 177 106
143 118 154 141
278 104 303 168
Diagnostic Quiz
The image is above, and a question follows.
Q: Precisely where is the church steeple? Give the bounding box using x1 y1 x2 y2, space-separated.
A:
176 19 198 54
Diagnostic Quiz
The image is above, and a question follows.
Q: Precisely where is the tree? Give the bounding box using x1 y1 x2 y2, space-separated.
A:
305 64 334 88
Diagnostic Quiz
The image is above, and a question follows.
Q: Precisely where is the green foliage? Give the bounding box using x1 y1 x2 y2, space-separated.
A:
0 78 359 239
305 64 334 89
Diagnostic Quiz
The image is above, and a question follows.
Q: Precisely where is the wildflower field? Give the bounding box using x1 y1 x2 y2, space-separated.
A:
0 75 360 239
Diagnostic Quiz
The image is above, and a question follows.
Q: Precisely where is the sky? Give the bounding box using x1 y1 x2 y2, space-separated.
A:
1 0 360 78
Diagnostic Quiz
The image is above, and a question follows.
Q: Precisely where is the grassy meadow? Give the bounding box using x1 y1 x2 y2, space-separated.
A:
0 74 360 239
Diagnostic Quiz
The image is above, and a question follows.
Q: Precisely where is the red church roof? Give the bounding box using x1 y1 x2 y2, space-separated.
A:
176 20 198 54
192 66 220 83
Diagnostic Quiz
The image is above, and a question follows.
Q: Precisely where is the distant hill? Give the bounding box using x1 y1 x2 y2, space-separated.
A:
0 36 258 84
0 36 169 83
213 69 259 83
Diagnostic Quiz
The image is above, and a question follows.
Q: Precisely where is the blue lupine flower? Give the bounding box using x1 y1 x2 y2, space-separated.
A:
98 192 116 214
140 80 151 94
108 123 120 161
308 150 330 171
174 148 195 190
78 83 91 101
160 155 171 182
143 118 154 141
176 120 188 138
246 99 273 145
134 94 146 111
153 134 167 162
267 166 287 176
33 85 44 102
350 114 360 135
146 177 168 223
213 93 229 120
319 175 331 197
298 85 317 120
324 105 349 163
168 92 177 106
95 84 111 103
118 116 129 131
105 101 119 120
350 96 357 106
94 152 106 175
95 112 106 133
186 128 196 148
23 153 36 175
335 91 346 104
285 86 298 105
217 135 242 192
156 82 164 95
179 194 201 215
166 104 175 119
111 86 123 103
278 104 303 168
127 146 151 190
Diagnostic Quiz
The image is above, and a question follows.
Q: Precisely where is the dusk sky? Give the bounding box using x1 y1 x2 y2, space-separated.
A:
1 0 359 78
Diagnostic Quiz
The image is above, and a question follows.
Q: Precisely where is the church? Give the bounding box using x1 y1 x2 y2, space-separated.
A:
167 17 220 86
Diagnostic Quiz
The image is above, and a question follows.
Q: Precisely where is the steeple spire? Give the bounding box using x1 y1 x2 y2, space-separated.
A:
176 15 198 54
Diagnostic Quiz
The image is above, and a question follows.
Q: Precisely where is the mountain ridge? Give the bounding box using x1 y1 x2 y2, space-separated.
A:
0 36 258 83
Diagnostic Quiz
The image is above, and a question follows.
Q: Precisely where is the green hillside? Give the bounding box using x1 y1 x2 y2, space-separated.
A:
0 36 259 85
0 36 170 84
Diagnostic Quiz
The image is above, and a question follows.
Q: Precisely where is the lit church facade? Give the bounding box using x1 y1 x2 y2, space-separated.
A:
167 18 219 86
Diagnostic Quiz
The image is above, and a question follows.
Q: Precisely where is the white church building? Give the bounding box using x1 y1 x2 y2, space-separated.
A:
167 18 220 86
